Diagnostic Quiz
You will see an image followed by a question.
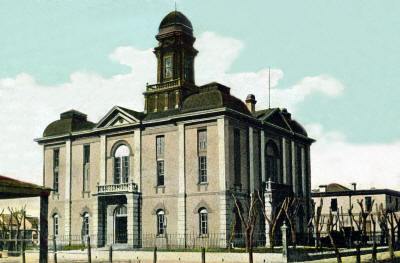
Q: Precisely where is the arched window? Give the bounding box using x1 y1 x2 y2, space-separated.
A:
156 210 166 236
265 141 280 183
82 213 90 237
114 145 130 184
53 214 59 237
199 208 208 235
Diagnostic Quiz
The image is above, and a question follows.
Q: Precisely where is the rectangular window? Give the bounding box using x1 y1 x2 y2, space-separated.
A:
157 160 165 186
234 129 241 187
53 216 59 236
157 213 166 235
53 149 60 193
156 136 165 186
156 136 165 157
83 215 89 236
366 196 372 212
198 130 207 151
331 198 338 212
199 156 207 183
83 145 90 192
199 211 208 235
163 56 173 79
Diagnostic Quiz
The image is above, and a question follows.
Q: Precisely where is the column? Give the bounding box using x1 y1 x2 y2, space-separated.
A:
282 138 287 184
217 118 229 247
134 129 142 191
260 130 266 182
64 139 72 243
99 135 107 185
177 124 186 246
248 127 255 192
39 193 49 263
127 194 140 248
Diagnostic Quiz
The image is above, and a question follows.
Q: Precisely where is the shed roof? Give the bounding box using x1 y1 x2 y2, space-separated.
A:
0 175 51 199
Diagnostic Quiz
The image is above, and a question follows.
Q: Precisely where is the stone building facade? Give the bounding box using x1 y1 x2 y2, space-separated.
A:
35 11 314 248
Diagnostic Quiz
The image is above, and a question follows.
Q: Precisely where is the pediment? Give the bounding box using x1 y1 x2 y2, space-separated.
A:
95 106 141 129
262 110 292 131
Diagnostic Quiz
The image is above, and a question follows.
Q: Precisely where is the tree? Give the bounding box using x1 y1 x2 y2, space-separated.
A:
256 190 285 249
356 199 374 244
327 208 342 263
232 192 259 263
282 197 302 248
309 198 324 249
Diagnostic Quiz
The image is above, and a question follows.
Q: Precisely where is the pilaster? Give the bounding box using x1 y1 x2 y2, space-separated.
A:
177 124 186 244
134 129 142 191
64 139 72 243
248 127 255 192
282 137 287 184
217 118 229 247
291 141 296 194
100 135 107 185
260 130 266 182
127 194 141 248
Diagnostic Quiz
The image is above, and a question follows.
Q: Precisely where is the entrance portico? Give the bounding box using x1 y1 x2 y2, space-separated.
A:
93 182 141 248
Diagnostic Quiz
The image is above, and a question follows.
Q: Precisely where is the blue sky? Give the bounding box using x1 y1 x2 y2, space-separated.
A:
1 0 400 190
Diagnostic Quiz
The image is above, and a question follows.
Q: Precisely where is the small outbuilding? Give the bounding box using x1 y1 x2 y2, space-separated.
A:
0 175 51 263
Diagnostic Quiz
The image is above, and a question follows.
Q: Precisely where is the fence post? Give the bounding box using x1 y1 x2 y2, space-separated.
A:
281 223 288 262
153 246 157 263
372 242 377 263
355 242 361 263
109 244 113 263
87 236 92 263
53 236 57 263
201 247 206 263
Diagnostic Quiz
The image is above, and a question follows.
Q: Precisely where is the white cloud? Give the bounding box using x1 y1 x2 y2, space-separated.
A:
0 31 352 191
307 123 400 190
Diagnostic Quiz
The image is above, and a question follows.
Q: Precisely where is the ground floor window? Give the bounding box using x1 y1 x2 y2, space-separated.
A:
82 213 90 237
53 214 59 236
157 210 166 235
199 208 208 235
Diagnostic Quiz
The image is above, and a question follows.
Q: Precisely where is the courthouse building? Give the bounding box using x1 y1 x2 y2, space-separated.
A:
35 11 314 247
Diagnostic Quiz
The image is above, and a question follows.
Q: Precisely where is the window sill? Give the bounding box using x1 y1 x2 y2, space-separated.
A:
198 182 209 185
154 185 166 194
198 234 209 238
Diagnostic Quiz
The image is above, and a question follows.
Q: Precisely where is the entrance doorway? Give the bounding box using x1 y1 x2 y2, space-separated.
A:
114 205 127 244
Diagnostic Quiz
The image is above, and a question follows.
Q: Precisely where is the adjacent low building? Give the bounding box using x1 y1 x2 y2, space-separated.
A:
35 11 314 248
312 183 400 234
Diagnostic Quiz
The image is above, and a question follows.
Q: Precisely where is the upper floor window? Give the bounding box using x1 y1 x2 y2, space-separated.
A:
82 212 90 237
233 129 241 187
199 208 208 235
114 145 130 184
156 136 165 157
198 156 207 183
296 146 302 194
53 214 59 237
266 141 280 183
53 149 60 193
156 136 165 186
163 56 173 79
331 198 338 212
184 56 193 81
198 130 207 151
83 145 90 192
156 209 166 236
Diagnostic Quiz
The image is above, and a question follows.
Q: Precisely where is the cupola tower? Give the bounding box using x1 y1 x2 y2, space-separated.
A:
144 11 198 113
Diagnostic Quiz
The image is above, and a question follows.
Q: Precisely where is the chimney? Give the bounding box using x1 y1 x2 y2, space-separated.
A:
351 182 357 191
245 94 257 113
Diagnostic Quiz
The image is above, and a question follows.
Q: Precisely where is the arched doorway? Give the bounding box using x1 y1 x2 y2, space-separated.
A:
114 205 127 244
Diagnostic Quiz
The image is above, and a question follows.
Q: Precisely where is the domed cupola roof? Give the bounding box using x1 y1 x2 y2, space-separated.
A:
158 11 193 37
